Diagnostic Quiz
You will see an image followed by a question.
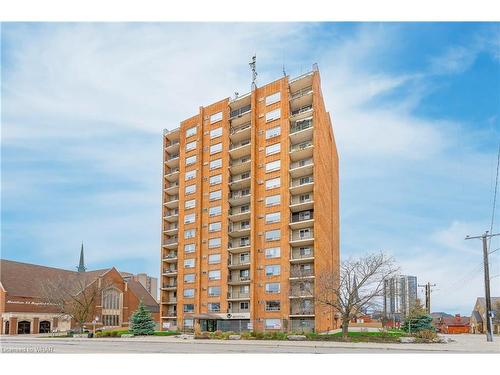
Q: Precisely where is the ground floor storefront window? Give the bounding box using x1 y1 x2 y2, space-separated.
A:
17 320 31 334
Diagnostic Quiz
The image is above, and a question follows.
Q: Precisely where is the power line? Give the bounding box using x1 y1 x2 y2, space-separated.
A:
488 143 500 249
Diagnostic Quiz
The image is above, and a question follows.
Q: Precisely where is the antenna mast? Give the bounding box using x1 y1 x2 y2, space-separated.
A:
249 54 257 91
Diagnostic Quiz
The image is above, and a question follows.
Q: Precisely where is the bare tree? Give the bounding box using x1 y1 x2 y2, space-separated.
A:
40 273 111 333
315 252 399 339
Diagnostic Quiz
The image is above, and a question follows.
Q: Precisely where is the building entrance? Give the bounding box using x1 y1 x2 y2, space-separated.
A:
39 321 51 333
5 321 9 334
18 321 31 334
200 319 217 332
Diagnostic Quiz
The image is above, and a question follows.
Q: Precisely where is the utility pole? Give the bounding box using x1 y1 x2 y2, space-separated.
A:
418 282 436 314
465 231 500 342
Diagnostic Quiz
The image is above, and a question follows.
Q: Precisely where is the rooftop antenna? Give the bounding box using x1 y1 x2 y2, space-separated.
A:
249 54 257 91
234 91 239 99
282 64 286 77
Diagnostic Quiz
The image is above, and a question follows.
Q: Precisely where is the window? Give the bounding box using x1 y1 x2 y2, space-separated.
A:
265 283 280 293
208 303 220 312
210 158 222 170
185 155 197 166
186 126 197 138
185 170 196 181
240 269 250 280
208 237 221 249
265 319 281 330
300 247 313 256
209 190 222 201
184 289 195 298
265 212 281 224
266 126 281 139
208 253 221 264
208 222 221 232
184 259 195 268
184 213 195 224
102 288 120 310
266 143 281 156
265 177 280 190
185 199 196 210
183 304 194 313
240 285 249 294
265 108 281 122
266 92 281 105
208 270 221 281
240 302 249 310
265 300 281 311
209 174 222 185
184 274 195 283
208 286 221 297
210 111 223 123
265 247 280 259
299 228 312 238
265 194 280 207
239 252 250 263
266 160 281 172
184 243 196 253
265 265 281 276
210 143 222 155
184 319 194 328
185 184 196 195
300 193 311 203
209 206 221 217
265 229 281 241
186 141 197 152
210 127 223 139
184 229 196 239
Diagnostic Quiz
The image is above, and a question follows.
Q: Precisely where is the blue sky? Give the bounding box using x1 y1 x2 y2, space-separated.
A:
1 22 499 314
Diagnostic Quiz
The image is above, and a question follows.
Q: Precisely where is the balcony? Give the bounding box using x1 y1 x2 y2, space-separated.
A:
164 153 180 168
163 223 178 234
228 206 251 221
161 310 177 319
162 298 178 305
290 118 313 144
228 221 251 237
162 251 178 262
162 237 179 249
229 140 251 159
290 86 313 114
228 240 251 253
289 194 314 212
290 229 314 246
290 141 313 162
289 264 315 280
290 247 314 263
164 209 179 222
165 139 180 154
164 167 180 182
290 105 313 121
290 210 314 230
229 173 251 190
227 290 250 301
228 254 251 269
229 100 251 127
289 71 313 93
164 195 179 209
229 156 251 175
230 122 251 144
162 268 178 276
161 283 178 291
289 158 314 179
164 181 179 195
227 274 251 285
229 189 251 206
290 176 314 195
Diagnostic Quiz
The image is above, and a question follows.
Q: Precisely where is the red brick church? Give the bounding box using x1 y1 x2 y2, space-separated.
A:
0 245 159 335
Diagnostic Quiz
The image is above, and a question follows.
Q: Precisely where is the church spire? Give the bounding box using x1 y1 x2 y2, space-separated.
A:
77 242 86 272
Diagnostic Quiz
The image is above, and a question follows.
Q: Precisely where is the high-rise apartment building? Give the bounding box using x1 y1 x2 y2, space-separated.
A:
160 64 339 333
383 275 418 321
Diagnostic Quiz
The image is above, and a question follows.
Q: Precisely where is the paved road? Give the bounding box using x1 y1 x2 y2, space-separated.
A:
1 334 499 354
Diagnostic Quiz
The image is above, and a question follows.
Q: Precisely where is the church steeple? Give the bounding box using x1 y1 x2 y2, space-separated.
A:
77 242 86 272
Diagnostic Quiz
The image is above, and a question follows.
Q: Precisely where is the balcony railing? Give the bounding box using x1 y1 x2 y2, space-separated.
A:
165 209 179 217
164 224 178 231
163 238 178 246
228 275 251 282
290 230 314 241
290 119 313 134
165 182 179 189
291 211 314 223
290 158 313 170
290 141 313 152
290 177 314 188
290 86 313 100
230 122 251 134
167 153 179 161
163 252 178 259
230 140 251 150
228 255 251 266
230 104 251 118
166 140 180 147
229 190 251 200
228 207 250 216
290 248 314 260
228 240 250 248
166 195 179 202
165 167 180 175
229 223 251 232
163 268 178 274
230 157 251 168
291 105 313 116
227 291 250 299
162 282 177 288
